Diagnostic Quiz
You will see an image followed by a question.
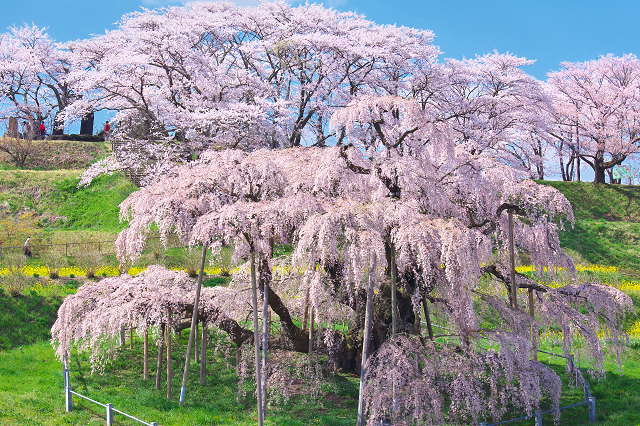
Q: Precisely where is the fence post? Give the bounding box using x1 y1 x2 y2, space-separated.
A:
106 403 113 425
584 382 590 402
65 243 68 257
589 397 596 422
65 385 73 412
535 409 542 426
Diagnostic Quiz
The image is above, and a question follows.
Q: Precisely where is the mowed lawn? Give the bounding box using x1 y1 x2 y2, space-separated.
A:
0 339 359 426
2 339 640 425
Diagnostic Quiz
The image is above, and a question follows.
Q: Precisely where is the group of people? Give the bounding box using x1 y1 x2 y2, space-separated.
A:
20 120 46 140
12 118 111 140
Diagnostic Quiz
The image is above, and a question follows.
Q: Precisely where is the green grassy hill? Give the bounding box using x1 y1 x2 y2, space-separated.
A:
539 181 640 272
0 139 111 171
0 170 137 239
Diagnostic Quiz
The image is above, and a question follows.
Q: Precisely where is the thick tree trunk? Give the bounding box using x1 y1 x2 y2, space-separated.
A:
53 110 65 136
257 254 309 352
594 162 607 184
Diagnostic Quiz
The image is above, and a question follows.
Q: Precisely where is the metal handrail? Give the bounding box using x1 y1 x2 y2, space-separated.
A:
64 367 158 426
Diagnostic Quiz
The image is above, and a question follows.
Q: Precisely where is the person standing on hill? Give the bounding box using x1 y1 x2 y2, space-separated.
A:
39 122 46 140
24 237 32 258
104 121 111 141
21 121 29 139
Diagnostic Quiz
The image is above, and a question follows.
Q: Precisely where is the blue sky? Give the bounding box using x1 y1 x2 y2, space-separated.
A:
1 0 638 145
2 0 638 80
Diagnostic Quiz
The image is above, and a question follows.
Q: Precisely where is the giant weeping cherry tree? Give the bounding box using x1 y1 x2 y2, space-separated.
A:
53 94 632 425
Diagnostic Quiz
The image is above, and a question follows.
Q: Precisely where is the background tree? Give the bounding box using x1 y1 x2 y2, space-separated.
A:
547 54 640 183
0 24 74 133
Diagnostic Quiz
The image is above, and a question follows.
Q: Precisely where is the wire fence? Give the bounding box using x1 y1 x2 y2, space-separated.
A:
63 359 158 426
0 235 177 259
0 240 118 258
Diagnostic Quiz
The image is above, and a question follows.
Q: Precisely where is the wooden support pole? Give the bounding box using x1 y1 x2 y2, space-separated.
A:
357 252 376 426
156 327 164 390
167 306 172 399
250 252 264 426
308 306 314 375
508 209 518 309
390 243 398 336
143 329 149 381
302 288 310 331
529 288 537 361
194 320 199 364
422 296 434 340
130 324 134 349
179 245 208 406
262 281 269 422
200 322 207 385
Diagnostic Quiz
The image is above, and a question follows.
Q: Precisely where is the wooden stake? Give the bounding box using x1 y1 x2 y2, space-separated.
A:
200 322 207 385
508 209 518 309
179 245 208 406
422 296 434 340
195 320 199 364
308 306 314 376
143 329 149 381
155 327 164 390
130 324 134 349
262 281 268 421
250 252 264 426
390 243 398 336
357 252 376 426
167 306 172 399
302 287 310 331
529 288 537 361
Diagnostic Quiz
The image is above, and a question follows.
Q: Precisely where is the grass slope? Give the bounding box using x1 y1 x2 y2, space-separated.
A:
0 289 63 351
0 340 358 426
539 181 640 272
0 140 111 171
0 170 137 232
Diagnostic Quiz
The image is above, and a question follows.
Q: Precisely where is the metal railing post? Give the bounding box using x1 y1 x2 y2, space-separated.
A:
589 397 596 422
479 423 487 426
584 382 590 402
106 403 113 425
150 423 158 426
65 385 73 412
535 409 542 426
